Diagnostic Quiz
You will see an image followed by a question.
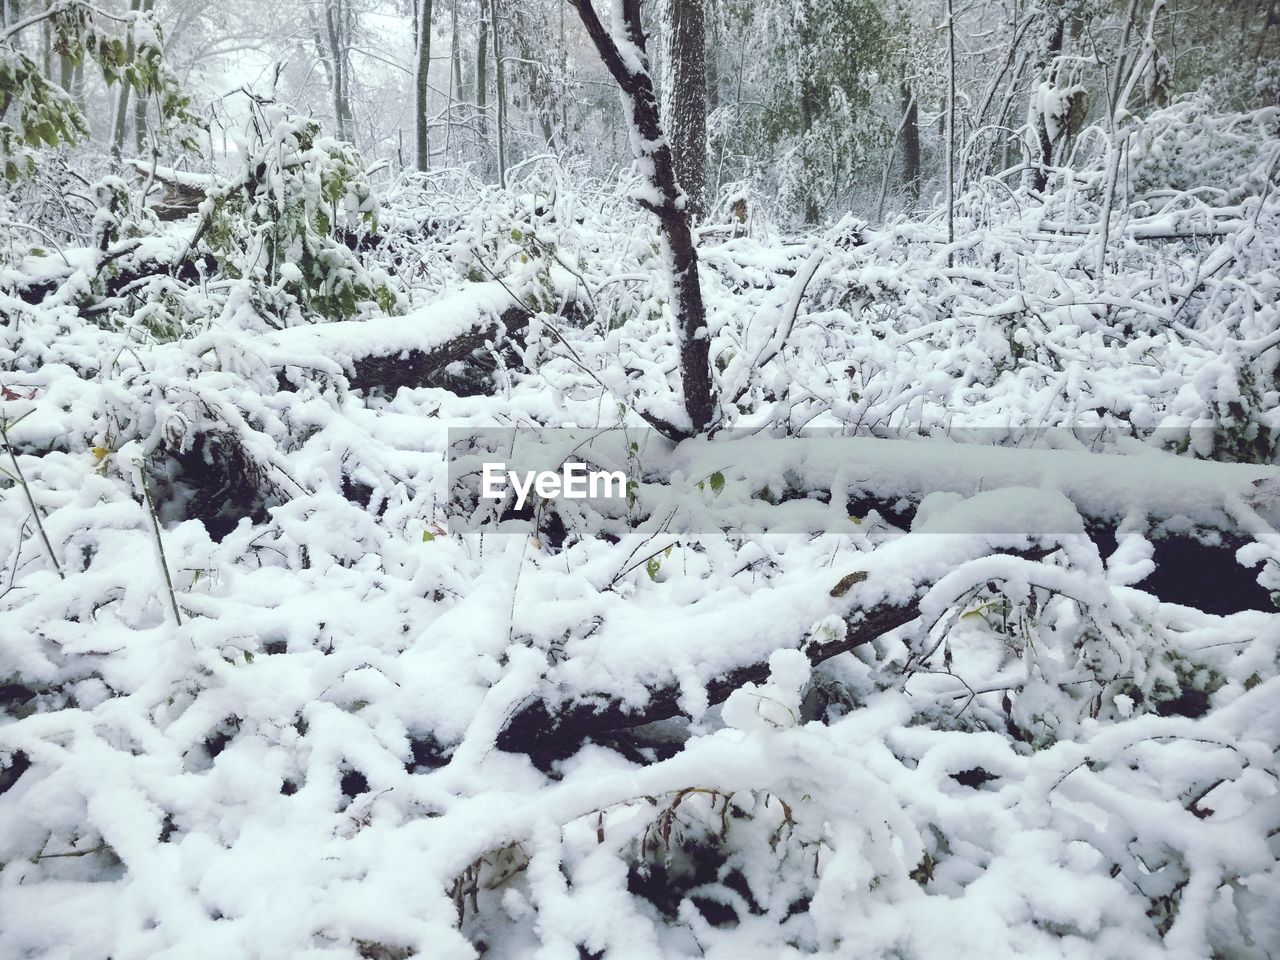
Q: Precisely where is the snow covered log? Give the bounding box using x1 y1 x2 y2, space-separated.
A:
669 435 1279 537
263 282 533 393
665 435 1280 612
496 542 1051 757
7 243 214 308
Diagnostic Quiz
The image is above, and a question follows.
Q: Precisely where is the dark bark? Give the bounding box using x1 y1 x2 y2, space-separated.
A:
341 305 526 393
496 580 925 756
901 79 919 205
476 0 489 175
10 248 215 309
414 0 433 171
661 0 707 220
800 77 818 224
489 0 506 185
570 0 716 434
495 515 1267 759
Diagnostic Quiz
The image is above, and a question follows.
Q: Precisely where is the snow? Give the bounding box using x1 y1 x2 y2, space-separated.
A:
1 72 1279 960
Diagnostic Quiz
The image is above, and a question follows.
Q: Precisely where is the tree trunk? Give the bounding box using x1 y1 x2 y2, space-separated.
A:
111 0 142 159
41 15 51 79
660 0 707 221
570 0 715 434
132 0 156 154
476 0 489 177
945 0 956 262
324 0 355 142
414 0 433 171
800 78 818 224
1028 14 1065 193
489 0 506 186
901 78 919 205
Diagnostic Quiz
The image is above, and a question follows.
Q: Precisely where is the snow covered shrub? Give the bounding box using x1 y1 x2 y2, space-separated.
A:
203 104 400 324
1126 94 1280 199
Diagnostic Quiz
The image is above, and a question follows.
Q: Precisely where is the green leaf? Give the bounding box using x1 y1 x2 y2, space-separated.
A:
422 530 435 542
709 471 725 493
645 557 662 581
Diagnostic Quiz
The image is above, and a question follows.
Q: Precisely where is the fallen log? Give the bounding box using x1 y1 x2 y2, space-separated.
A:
8 241 212 308
496 540 1056 759
263 282 534 393
495 573 924 757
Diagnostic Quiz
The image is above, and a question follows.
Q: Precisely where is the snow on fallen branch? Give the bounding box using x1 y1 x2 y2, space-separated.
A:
668 434 1277 536
262 281 535 392
496 532 1063 756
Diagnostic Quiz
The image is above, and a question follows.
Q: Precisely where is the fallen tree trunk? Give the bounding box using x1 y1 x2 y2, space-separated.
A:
9 243 213 309
496 542 1058 758
264 282 536 393
496 571 924 756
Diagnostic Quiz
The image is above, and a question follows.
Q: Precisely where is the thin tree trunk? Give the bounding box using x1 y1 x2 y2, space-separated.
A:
902 78 919 206
800 78 818 224
324 0 354 142
414 0 433 171
111 0 142 158
876 86 916 222
570 0 715 434
476 0 489 177
41 16 51 78
446 0 459 163
660 0 707 220
489 0 506 186
132 0 155 154
945 0 956 264
1097 0 1165 278
1029 15 1065 193
559 0 567 143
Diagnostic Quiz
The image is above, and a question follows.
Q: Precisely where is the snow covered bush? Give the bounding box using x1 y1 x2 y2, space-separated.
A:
202 104 400 324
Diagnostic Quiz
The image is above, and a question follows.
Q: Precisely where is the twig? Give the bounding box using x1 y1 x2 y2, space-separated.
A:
0 414 63 580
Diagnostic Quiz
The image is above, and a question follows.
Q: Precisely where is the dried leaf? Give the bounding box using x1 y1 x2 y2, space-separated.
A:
830 570 868 597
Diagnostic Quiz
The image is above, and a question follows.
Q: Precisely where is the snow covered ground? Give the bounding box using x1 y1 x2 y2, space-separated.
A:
2 96 1279 960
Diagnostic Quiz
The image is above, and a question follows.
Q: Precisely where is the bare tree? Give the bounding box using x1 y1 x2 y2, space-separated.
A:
945 0 956 262
476 0 489 177
570 0 715 434
901 76 919 205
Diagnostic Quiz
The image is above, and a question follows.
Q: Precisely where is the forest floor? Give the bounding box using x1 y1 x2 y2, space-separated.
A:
2 96 1280 959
